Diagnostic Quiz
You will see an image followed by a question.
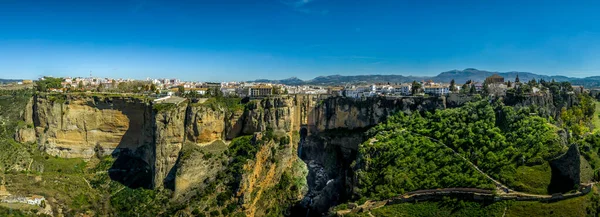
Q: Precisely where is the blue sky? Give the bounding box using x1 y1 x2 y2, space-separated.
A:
1 0 600 81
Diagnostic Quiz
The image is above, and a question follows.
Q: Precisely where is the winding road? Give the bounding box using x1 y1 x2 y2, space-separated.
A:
340 129 599 216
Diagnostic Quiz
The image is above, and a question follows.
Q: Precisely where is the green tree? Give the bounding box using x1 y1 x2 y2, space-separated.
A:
96 83 104 92
469 84 477 94
177 86 185 96
461 84 469 94
411 81 422 95
482 81 489 95
450 79 457 92
35 77 63 92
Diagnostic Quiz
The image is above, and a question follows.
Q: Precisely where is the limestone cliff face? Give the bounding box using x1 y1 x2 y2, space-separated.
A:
22 93 468 195
307 96 446 133
172 142 226 197
241 97 296 134
153 102 188 188
31 94 154 159
505 92 579 118
236 133 307 217
15 97 36 143
185 106 227 143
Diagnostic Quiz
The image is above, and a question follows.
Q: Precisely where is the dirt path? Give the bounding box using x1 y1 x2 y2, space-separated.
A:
336 129 598 216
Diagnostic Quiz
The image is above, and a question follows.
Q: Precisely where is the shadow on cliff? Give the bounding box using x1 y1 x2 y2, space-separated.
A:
291 96 373 217
87 98 154 189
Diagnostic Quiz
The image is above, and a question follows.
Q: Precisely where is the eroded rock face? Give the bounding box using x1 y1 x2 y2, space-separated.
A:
549 144 593 193
23 94 456 197
15 128 36 144
241 97 295 134
307 96 447 133
32 95 153 159
154 102 188 188
186 106 227 143
172 142 226 197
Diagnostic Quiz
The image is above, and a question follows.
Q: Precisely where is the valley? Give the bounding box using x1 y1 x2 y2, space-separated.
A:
0 80 599 217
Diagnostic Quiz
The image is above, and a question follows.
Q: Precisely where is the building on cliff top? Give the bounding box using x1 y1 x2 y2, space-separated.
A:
485 74 505 84
248 85 273 97
423 83 450 96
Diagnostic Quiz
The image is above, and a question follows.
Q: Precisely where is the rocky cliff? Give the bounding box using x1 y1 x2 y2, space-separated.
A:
21 92 586 216
153 101 188 188
549 144 593 193
18 94 472 188
27 94 154 159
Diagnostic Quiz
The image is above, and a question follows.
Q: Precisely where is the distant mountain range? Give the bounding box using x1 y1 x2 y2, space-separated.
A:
0 79 22 84
253 68 600 87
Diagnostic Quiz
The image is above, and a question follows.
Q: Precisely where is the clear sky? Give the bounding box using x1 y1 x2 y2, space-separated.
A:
1 0 600 81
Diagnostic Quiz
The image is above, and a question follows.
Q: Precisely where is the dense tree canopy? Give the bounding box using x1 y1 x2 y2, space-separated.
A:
35 77 63 92
356 100 569 198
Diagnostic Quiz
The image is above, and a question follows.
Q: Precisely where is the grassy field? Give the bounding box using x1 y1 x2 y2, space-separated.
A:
593 101 600 133
345 192 594 217
512 163 552 195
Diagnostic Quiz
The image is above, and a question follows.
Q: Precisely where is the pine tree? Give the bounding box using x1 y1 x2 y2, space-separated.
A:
515 74 520 83
461 84 469 94
411 81 421 95
450 79 457 92
470 84 477 94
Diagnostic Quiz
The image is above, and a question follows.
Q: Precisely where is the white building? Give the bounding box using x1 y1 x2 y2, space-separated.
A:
27 195 45 206
424 84 449 95
344 86 371 98
400 83 412 95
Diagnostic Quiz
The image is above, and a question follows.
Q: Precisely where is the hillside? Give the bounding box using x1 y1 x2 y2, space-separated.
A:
1 85 600 216
253 68 600 87
0 79 23 84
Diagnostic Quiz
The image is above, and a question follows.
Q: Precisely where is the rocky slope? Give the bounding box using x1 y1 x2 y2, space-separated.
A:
15 92 589 216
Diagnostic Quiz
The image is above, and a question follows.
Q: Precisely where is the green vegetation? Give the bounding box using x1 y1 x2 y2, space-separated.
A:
592 101 600 133
35 77 63 92
579 133 600 180
358 100 568 197
152 102 177 112
356 131 495 200
512 164 552 195
342 193 593 217
193 96 244 113
560 94 597 138
0 205 41 217
114 80 155 93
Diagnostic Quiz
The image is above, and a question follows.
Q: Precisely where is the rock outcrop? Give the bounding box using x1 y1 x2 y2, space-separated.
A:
173 141 227 197
153 101 188 188
185 105 227 143
549 144 593 193
31 94 154 159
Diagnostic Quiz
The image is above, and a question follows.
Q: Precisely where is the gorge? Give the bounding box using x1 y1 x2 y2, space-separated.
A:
6 90 595 216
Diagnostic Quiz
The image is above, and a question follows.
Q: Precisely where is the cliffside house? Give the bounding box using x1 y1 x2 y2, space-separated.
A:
344 86 372 98
248 85 273 97
423 83 450 95
327 86 344 96
400 83 412 95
